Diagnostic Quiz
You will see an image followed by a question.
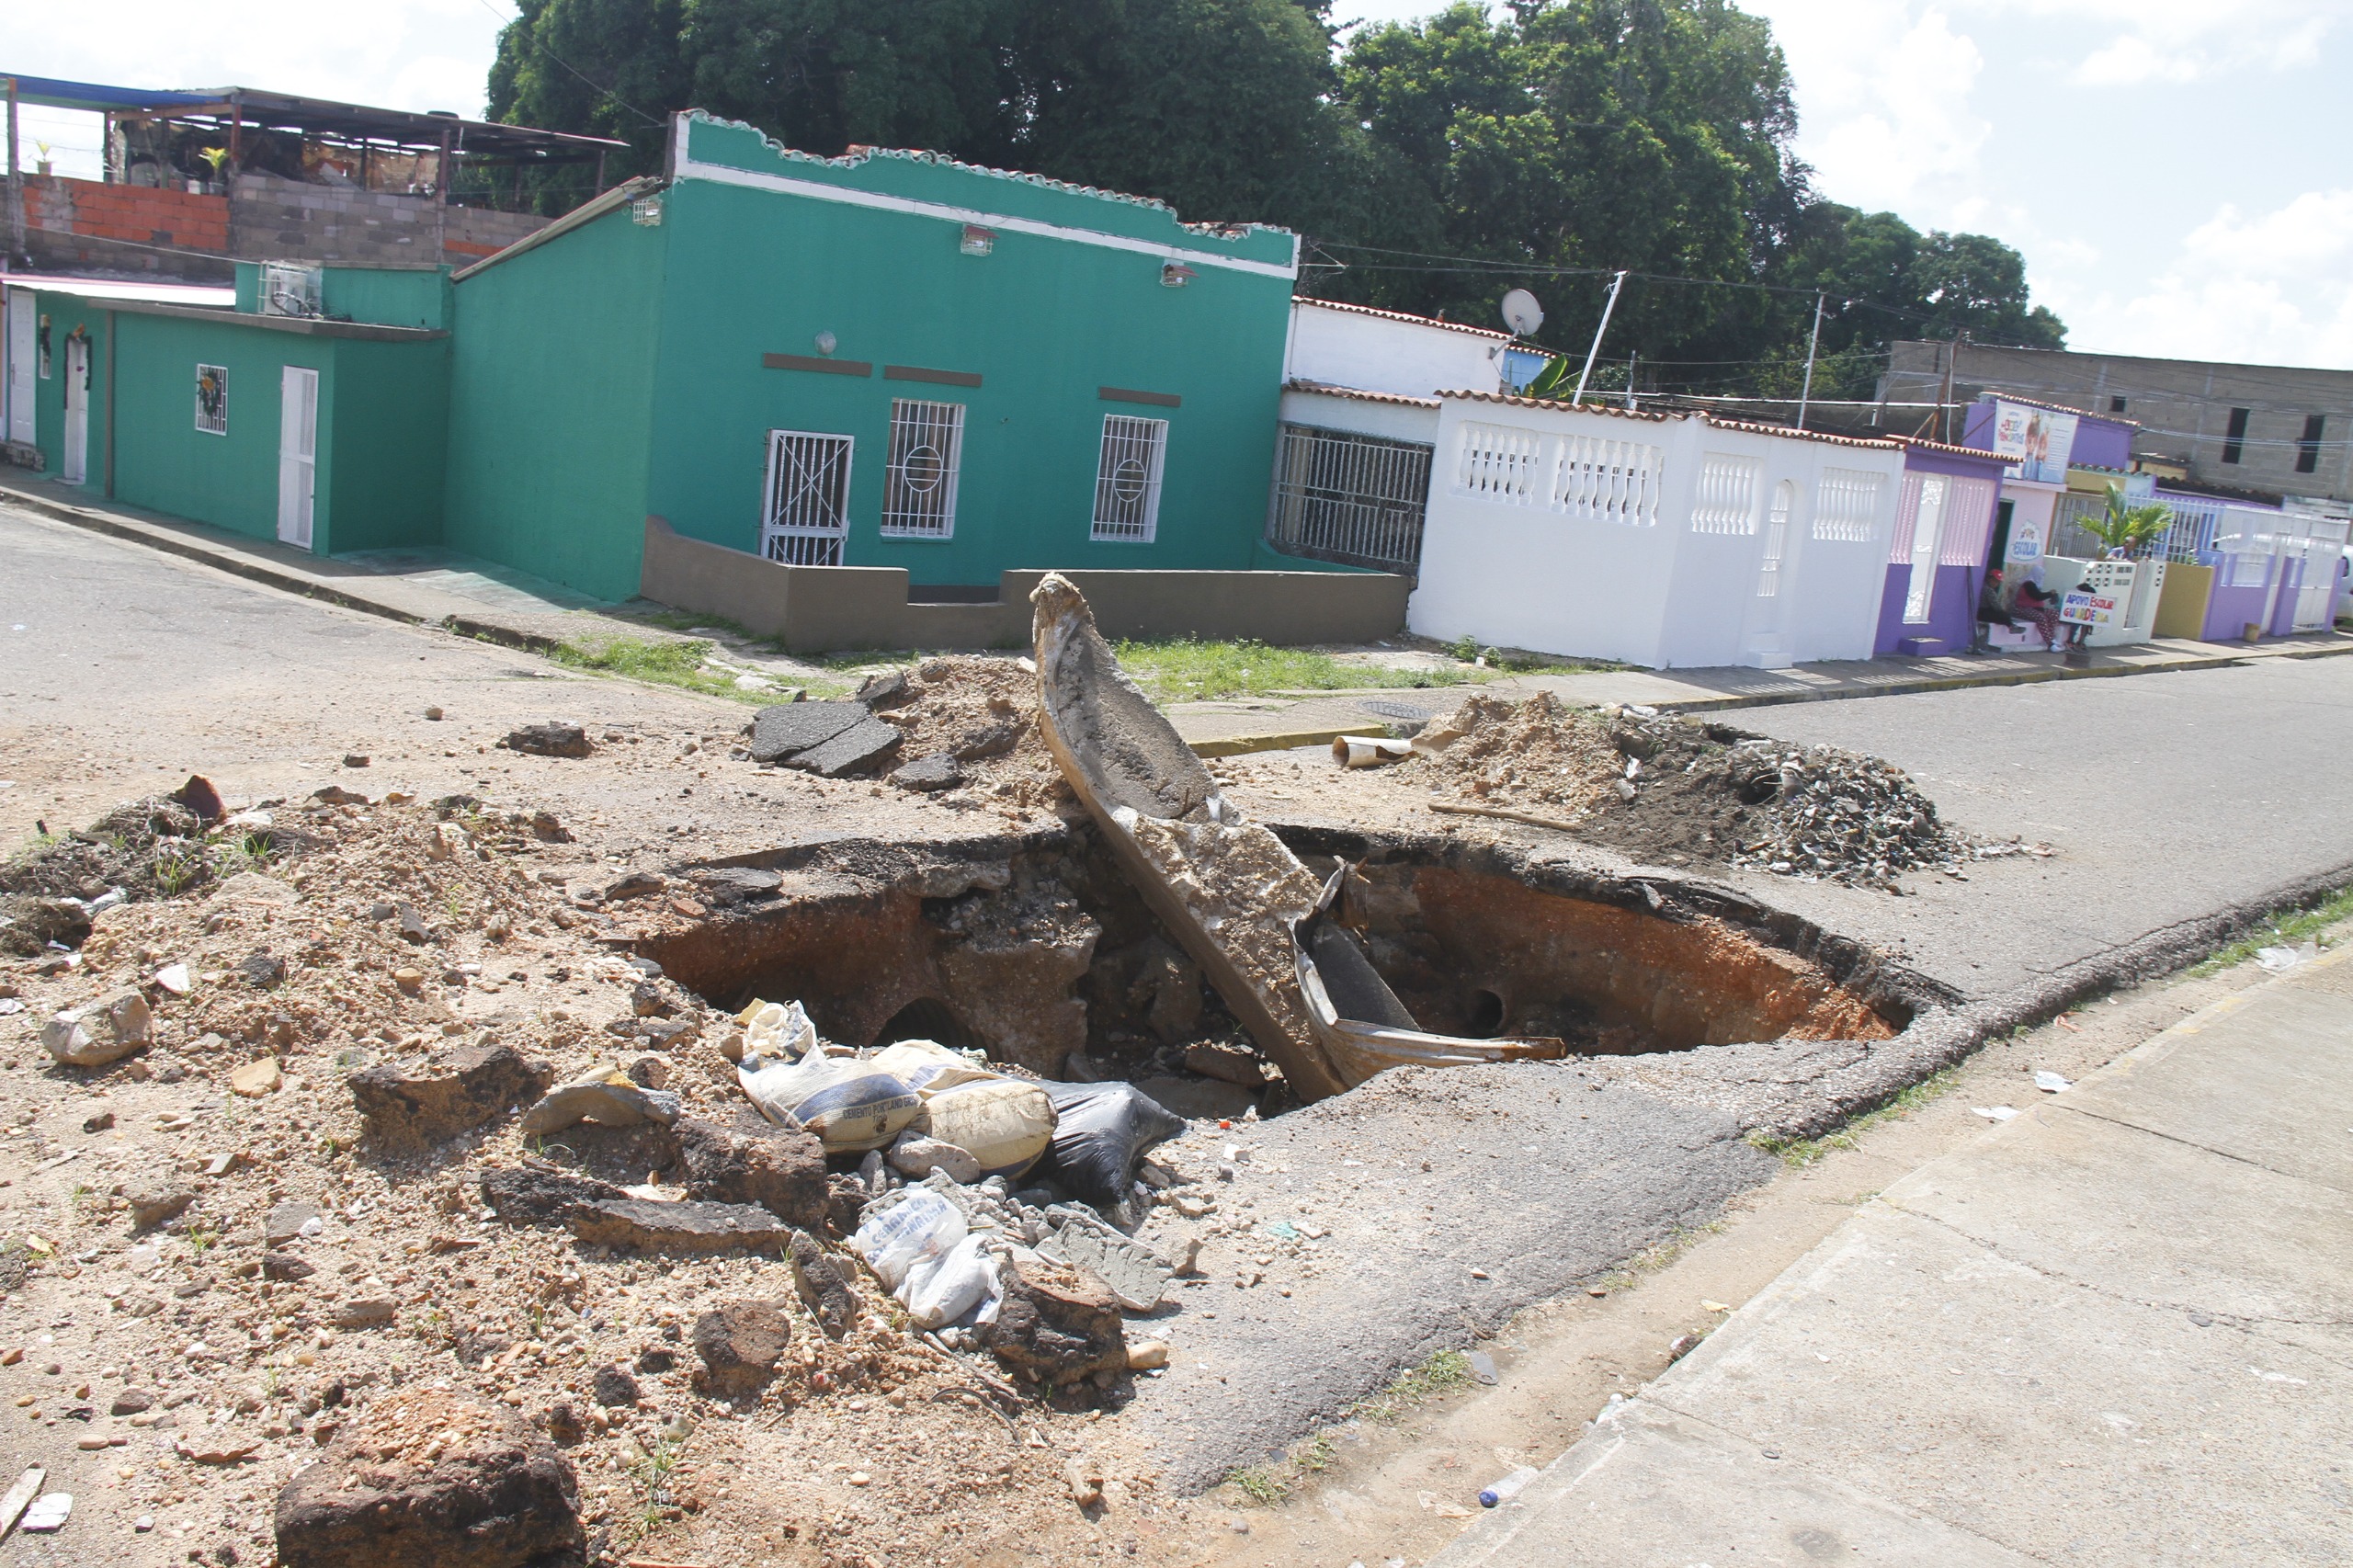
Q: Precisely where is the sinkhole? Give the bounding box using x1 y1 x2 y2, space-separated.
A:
637 820 1909 1109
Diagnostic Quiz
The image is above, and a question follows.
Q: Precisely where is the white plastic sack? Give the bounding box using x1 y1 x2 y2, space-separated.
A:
849 1189 965 1291
870 1039 1001 1095
737 998 819 1059
902 1233 997 1329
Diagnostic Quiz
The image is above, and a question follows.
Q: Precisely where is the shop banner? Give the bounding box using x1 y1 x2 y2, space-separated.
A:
2060 590 2116 626
1990 401 2078 484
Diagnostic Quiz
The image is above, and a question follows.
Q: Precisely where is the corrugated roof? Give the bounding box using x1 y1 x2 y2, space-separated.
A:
1295 297 1510 341
1284 378 1441 409
1974 390 2142 429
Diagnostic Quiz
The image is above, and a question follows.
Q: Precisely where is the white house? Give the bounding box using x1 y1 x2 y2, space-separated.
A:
1407 392 1908 669
1264 299 1509 572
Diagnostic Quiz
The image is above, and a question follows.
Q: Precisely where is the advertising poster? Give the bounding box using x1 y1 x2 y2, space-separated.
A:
2060 590 2116 626
1990 400 2078 484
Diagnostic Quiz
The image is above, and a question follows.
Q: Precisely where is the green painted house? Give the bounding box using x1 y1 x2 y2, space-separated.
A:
441 112 1302 601
1 267 449 557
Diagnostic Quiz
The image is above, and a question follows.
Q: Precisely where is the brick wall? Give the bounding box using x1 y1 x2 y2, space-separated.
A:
20 173 232 252
230 172 549 267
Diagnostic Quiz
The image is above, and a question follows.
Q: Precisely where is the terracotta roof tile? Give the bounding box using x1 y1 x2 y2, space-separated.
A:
1294 297 1511 341
1284 378 1442 409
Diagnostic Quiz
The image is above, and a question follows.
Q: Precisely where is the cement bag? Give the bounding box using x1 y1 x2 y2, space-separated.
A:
738 1046 921 1153
850 1189 965 1290
902 1233 998 1330
1034 1080 1188 1210
922 1078 1056 1180
873 1040 1057 1179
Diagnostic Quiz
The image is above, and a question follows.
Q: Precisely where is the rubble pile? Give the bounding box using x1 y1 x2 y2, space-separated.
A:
861 655 1072 809
1409 697 1993 888
0 780 1199 1567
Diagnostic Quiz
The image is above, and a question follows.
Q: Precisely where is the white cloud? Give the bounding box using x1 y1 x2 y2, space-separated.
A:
1750 1 1989 212
2070 189 2353 366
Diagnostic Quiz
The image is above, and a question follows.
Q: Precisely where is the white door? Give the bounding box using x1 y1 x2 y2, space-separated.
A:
761 430 853 565
62 336 89 484
1742 478 1797 663
1903 474 1950 623
277 366 319 549
4 291 33 446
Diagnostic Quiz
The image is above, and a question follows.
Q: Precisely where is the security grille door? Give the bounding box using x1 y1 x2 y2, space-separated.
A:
881 400 964 539
762 430 855 566
1265 424 1433 572
4 291 32 445
1093 415 1167 542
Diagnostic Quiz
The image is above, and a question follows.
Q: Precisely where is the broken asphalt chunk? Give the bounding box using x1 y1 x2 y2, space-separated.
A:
746 701 866 765
563 1198 792 1255
480 1165 627 1227
499 722 593 757
786 717 903 778
348 1041 554 1153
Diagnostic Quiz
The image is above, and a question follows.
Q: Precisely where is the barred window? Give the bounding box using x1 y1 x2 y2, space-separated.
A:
1549 434 1664 527
1814 468 1884 543
1689 452 1761 534
1093 415 1167 542
1454 421 1541 504
880 399 964 539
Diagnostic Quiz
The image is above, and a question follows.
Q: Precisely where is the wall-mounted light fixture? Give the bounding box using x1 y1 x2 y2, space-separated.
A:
960 224 995 256
1160 262 1196 289
813 331 838 357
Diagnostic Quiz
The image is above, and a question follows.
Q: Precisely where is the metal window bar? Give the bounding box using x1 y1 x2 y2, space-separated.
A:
761 429 854 567
2054 490 2226 565
1689 452 1761 535
1814 468 1884 544
1093 415 1167 542
880 400 964 539
1265 424 1433 572
1548 435 1664 526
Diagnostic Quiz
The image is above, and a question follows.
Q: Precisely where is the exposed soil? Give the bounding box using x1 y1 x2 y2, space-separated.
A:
867 656 1073 812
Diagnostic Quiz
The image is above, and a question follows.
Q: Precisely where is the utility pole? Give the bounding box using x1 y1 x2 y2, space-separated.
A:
6 76 24 269
1572 270 1629 406
1796 291 1824 429
1938 332 1961 444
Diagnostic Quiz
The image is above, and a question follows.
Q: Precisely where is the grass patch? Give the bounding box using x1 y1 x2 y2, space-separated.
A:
1226 1431 1339 1506
1108 638 1492 702
1352 1346 1475 1424
549 634 772 704
2189 883 2353 977
1746 1066 1963 1168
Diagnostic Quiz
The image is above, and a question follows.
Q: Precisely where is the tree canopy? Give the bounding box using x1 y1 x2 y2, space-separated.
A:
487 0 2064 396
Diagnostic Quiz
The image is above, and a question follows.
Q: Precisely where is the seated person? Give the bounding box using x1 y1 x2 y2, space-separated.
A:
2013 576 2066 652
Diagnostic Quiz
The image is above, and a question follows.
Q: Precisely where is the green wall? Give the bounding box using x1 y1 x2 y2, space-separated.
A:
441 199 668 601
323 267 451 331
647 117 1295 587
322 335 450 551
19 291 112 488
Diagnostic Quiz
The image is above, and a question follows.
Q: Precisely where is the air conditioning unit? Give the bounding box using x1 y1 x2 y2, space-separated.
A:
258 261 323 319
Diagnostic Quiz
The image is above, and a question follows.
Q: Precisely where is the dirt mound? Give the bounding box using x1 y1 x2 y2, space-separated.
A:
867 655 1072 810
1408 697 1981 888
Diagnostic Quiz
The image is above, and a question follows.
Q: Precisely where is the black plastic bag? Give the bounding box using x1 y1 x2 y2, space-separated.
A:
1033 1081 1188 1211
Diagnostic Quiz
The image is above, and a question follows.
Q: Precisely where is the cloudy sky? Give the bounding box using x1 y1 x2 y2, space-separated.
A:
13 0 2349 368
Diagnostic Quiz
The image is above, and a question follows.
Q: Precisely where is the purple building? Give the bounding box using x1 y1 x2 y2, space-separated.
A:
1874 437 2011 655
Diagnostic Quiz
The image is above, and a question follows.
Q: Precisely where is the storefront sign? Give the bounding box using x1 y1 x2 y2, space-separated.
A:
2060 590 2116 626
1990 401 2078 485
2005 517 2043 563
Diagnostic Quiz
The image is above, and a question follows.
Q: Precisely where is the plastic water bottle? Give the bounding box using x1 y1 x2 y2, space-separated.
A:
1478 1465 1540 1507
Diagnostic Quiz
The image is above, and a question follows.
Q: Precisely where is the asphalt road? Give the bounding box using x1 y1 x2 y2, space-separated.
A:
13 500 2353 1497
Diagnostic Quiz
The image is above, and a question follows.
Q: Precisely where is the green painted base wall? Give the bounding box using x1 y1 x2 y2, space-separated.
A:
442 202 665 602
18 292 112 489
322 335 449 552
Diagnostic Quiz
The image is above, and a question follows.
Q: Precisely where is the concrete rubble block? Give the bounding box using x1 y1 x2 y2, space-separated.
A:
563 1198 792 1256
672 1110 829 1228
692 867 781 906
888 1131 982 1184
273 1388 583 1568
480 1165 627 1228
230 1057 282 1096
348 1042 555 1154
266 1199 323 1246
982 1258 1129 1385
788 1230 859 1339
43 999 145 1067
786 717 904 778
126 1181 196 1231
333 1298 398 1329
747 701 867 765
1183 1040 1269 1087
690 1299 792 1395
517 1074 682 1138
889 753 963 792
499 722 593 758
1042 1220 1173 1312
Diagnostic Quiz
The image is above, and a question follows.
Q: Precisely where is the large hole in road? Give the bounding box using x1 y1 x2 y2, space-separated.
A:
637 822 1906 1103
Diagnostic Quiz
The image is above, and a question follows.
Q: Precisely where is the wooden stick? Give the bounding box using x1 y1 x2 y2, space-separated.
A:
1428 801 1588 834
0 1466 45 1538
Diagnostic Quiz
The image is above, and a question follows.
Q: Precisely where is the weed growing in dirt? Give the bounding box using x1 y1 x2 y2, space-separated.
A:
1353 1347 1474 1423
1746 1067 1962 1167
550 634 761 703
214 832 277 878
2190 884 2353 977
152 838 206 895
1227 1431 1338 1505
1108 639 1495 701
626 1435 684 1540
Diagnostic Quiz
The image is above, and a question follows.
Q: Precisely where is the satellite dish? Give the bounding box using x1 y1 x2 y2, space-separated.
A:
1500 289 1543 337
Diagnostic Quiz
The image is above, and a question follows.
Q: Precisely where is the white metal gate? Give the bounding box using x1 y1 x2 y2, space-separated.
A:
762 430 855 565
4 291 32 446
1265 423 1433 572
880 401 963 539
277 366 319 548
63 336 89 484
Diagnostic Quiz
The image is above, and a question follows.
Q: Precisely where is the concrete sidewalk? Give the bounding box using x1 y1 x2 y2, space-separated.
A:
1432 952 2353 1567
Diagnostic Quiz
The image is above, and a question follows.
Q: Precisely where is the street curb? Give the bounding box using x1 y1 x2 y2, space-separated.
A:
3 481 582 659
1190 724 1368 758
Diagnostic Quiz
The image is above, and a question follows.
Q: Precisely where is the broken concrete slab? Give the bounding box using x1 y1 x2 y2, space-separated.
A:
890 754 963 792
786 716 903 778
349 1042 554 1153
1041 1220 1173 1312
673 1111 828 1229
983 1258 1127 1386
517 1075 682 1138
563 1198 792 1255
480 1165 628 1227
747 701 866 765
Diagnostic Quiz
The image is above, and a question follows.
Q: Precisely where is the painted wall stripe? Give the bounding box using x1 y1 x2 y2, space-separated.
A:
678 156 1299 280
763 352 871 377
885 365 983 388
